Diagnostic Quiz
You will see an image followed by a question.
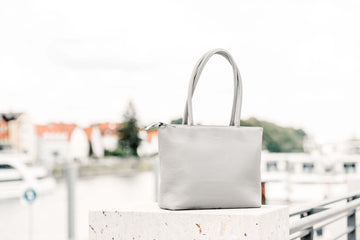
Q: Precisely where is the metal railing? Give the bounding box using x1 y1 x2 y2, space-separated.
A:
290 191 360 240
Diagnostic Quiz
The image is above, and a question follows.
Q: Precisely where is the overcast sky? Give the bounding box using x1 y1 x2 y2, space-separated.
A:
1 0 360 143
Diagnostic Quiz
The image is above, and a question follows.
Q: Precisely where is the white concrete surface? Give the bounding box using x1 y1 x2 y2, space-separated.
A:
89 204 289 240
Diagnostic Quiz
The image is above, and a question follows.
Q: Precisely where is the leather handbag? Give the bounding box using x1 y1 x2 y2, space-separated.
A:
157 49 263 210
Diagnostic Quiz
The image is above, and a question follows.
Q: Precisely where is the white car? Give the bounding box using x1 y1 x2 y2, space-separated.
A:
0 154 56 200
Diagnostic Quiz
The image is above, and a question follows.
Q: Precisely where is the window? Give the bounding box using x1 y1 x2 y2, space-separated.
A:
0 164 15 169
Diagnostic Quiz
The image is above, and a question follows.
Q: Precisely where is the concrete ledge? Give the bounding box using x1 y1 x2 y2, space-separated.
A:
89 204 289 240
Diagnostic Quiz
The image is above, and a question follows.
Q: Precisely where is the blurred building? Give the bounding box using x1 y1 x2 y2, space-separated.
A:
0 119 9 145
0 113 36 161
97 122 121 151
137 129 158 157
321 139 360 156
340 139 360 155
84 125 104 158
36 123 89 167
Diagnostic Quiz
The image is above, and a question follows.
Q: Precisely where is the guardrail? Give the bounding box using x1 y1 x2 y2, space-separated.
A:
290 191 360 240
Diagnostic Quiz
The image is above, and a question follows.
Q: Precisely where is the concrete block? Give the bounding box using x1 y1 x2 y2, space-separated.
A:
89 204 288 240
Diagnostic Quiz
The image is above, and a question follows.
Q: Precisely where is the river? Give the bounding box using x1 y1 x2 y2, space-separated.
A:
1 171 356 240
0 172 155 240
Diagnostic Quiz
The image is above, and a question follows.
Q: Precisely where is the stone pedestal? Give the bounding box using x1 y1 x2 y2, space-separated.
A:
89 204 288 240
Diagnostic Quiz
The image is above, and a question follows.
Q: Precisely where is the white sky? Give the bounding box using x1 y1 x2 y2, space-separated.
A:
1 0 360 143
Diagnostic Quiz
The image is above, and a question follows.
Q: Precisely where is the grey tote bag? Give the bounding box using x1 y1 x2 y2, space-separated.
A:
158 49 263 210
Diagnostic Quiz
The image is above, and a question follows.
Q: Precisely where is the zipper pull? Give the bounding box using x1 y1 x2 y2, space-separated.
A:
145 122 166 131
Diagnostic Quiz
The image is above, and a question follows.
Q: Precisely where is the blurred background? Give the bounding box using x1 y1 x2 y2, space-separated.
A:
1 0 360 239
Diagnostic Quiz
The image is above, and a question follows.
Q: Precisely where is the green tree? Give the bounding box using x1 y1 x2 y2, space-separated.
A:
171 118 183 124
117 101 142 157
241 117 306 152
89 141 93 156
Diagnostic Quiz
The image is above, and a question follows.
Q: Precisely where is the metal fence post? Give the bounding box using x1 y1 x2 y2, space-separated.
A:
301 211 314 240
153 156 159 202
66 162 77 240
301 227 314 240
348 210 356 240
348 197 356 240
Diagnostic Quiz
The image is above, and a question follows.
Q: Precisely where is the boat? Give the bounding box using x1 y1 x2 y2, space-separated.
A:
0 153 56 200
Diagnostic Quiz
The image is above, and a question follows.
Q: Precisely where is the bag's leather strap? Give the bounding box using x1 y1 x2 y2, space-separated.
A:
183 49 243 126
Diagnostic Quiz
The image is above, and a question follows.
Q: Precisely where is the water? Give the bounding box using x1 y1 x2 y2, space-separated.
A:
0 172 155 240
0 171 355 240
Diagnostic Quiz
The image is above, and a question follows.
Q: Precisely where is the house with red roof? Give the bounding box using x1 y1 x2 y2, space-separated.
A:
84 125 104 158
0 112 36 162
137 128 158 157
36 123 89 167
96 122 121 151
95 122 159 157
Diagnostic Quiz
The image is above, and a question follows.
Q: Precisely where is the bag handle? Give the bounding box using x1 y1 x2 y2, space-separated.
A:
183 49 243 126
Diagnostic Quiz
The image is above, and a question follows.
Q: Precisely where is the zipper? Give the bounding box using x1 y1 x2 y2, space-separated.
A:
145 122 259 130
145 122 167 131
